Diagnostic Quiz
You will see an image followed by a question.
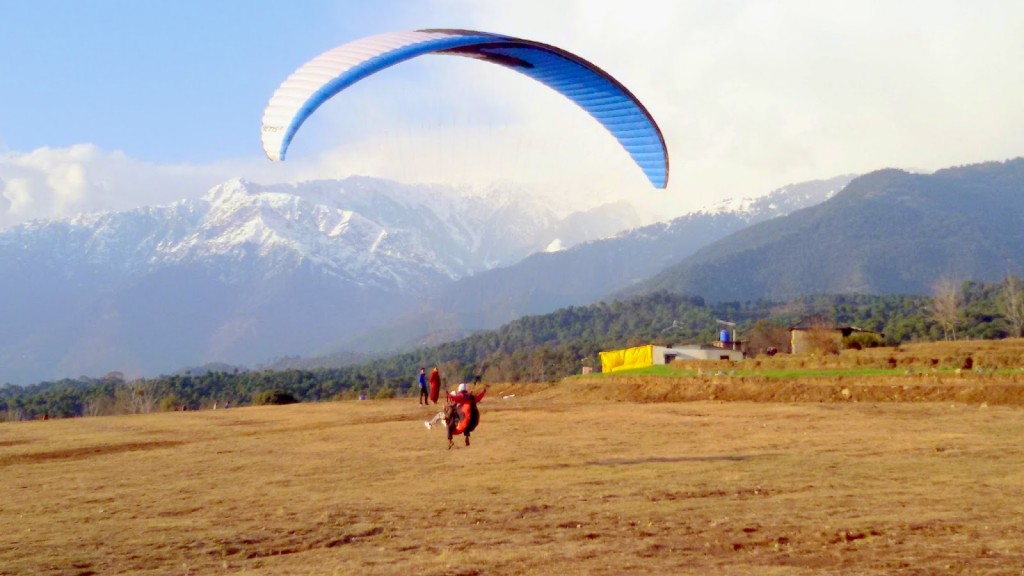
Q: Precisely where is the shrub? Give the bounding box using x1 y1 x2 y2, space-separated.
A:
252 389 298 406
335 389 363 401
159 393 181 412
844 332 884 350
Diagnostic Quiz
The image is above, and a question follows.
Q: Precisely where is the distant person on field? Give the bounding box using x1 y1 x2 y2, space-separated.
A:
417 367 429 405
428 366 442 404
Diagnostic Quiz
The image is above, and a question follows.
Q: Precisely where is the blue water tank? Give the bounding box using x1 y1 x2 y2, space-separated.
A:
720 329 730 343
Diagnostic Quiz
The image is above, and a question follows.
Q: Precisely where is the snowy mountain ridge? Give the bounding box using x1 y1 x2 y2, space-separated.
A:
2 177 596 294
694 174 855 220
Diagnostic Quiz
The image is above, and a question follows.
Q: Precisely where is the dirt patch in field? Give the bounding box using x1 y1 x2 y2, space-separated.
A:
0 439 185 467
0 439 33 447
586 454 764 466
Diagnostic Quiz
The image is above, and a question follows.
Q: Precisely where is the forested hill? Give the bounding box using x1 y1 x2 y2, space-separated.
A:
629 159 1024 301
12 281 1024 420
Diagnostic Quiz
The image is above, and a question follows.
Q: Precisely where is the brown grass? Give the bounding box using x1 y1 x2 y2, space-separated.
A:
2 402 1022 576
2 341 1024 575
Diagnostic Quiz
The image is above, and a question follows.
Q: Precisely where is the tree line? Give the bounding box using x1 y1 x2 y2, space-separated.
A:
4 275 1023 421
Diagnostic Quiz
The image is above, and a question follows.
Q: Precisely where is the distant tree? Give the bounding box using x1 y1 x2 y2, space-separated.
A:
437 359 464 391
744 319 791 356
83 393 113 417
930 277 962 341
159 393 181 412
115 380 160 414
374 386 396 399
3 398 25 422
101 371 125 384
527 346 563 382
1000 274 1024 337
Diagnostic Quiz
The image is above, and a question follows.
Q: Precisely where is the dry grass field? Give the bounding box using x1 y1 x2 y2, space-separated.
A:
3 341 1024 575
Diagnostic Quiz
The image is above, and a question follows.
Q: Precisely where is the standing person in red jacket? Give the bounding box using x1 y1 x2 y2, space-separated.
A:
428 366 442 404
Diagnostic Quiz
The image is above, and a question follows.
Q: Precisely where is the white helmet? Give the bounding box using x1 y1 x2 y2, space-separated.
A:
457 383 469 392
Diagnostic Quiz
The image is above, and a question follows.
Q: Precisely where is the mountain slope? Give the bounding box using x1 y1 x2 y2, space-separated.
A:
331 175 855 352
630 159 1024 301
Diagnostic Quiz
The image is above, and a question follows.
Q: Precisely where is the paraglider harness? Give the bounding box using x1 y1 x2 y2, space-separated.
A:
443 386 484 449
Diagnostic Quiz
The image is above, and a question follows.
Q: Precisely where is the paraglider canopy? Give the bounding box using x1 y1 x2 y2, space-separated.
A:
261 29 669 188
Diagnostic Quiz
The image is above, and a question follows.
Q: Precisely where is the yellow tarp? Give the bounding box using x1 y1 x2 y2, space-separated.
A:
600 344 654 373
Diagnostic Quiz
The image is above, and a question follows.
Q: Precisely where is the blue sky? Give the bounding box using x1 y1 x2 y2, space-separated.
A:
0 1 415 162
2 0 1023 228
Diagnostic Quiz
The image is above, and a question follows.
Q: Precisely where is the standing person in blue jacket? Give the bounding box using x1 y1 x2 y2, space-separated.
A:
417 367 429 405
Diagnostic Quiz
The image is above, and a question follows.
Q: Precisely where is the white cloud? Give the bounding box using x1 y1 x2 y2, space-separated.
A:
0 144 235 230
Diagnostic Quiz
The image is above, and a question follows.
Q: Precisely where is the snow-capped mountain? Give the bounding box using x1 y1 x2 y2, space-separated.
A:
5 178 553 289
0 176 641 384
696 174 855 221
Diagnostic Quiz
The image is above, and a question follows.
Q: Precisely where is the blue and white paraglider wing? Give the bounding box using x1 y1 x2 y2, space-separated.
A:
261 29 669 188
